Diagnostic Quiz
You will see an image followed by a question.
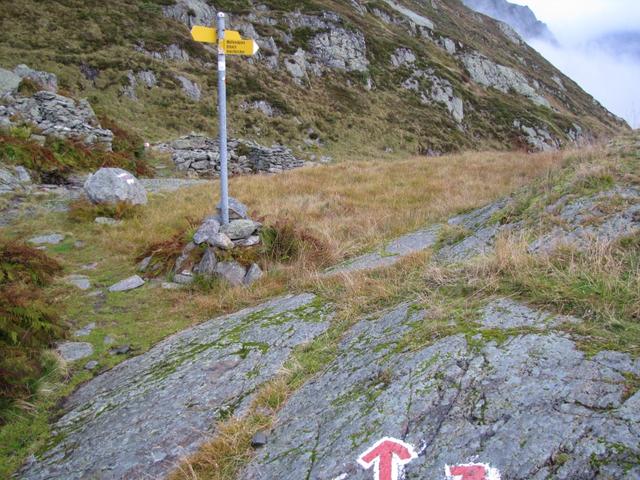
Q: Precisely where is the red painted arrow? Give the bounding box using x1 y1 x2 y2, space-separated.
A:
447 464 488 480
357 437 418 480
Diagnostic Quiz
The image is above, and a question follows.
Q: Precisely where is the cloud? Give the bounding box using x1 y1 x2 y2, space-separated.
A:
512 0 640 127
531 40 640 127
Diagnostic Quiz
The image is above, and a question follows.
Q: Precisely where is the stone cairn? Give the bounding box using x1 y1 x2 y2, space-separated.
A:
160 134 304 177
140 197 264 287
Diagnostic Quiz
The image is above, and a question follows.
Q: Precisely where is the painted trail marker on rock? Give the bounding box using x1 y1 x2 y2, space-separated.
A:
357 437 417 480
190 14 259 224
445 463 502 480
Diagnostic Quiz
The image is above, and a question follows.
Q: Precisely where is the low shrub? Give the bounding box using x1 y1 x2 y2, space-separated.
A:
0 241 64 420
68 198 142 222
260 218 331 267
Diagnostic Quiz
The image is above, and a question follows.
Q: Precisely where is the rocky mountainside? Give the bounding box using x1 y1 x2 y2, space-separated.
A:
462 0 556 43
0 0 627 155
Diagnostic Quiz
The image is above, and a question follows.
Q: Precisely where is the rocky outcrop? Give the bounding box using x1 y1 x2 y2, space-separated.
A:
162 134 304 177
175 75 201 101
84 168 148 205
402 69 465 123
513 119 560 152
460 52 550 108
244 300 640 480
162 0 216 28
462 0 556 43
20 294 331 480
0 91 113 150
309 28 369 72
0 163 31 194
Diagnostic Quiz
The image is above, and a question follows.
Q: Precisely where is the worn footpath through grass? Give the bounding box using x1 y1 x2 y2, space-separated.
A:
0 147 572 476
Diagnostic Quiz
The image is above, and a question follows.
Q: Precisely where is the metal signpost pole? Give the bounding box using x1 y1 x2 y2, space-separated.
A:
216 12 230 225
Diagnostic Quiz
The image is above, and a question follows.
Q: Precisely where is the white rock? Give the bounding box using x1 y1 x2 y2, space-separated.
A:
84 168 147 205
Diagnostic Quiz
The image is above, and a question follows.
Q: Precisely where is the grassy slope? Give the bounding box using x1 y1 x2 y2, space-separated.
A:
0 0 626 154
0 146 568 477
171 133 640 480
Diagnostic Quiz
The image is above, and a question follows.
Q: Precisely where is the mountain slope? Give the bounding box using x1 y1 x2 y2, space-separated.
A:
462 0 556 42
0 0 628 156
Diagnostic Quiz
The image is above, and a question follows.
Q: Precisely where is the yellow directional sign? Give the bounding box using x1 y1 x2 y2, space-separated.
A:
222 38 260 56
191 25 258 55
190 26 242 44
191 25 217 43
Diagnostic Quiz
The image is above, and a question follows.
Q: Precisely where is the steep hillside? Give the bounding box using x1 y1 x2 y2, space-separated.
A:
462 0 556 42
0 0 628 156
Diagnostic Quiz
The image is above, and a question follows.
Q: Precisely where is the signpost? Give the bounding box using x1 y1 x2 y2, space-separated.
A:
190 13 260 224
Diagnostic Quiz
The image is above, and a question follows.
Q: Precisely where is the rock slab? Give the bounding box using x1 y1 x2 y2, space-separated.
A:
21 294 331 480
244 300 640 480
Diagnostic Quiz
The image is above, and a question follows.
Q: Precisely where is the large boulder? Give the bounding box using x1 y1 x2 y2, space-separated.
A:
0 68 20 95
84 168 147 205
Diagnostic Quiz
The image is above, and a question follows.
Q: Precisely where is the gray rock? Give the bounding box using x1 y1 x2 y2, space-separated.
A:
460 52 550 107
480 298 578 329
208 232 234 250
215 261 247 286
383 0 435 29
327 225 441 275
309 28 369 72
243 301 640 480
162 0 216 28
390 47 416 67
194 248 217 276
94 216 120 226
28 233 65 245
175 75 201 101
21 294 330 480
65 275 91 291
74 322 96 337
0 67 21 95
109 345 131 355
0 91 113 150
193 216 221 245
234 235 261 247
173 272 194 285
220 196 249 220
103 335 115 345
161 282 182 290
0 163 32 194
56 342 94 362
220 219 259 240
243 263 263 286
137 256 152 272
174 241 196 273
84 360 99 371
84 168 147 205
108 275 145 292
251 431 268 448
14 64 58 92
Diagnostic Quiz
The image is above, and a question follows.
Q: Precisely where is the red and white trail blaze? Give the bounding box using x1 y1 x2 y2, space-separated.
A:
357 437 418 480
445 463 502 480
356 437 503 480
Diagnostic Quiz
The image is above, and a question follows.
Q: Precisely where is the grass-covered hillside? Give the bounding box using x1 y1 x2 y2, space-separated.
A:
0 0 628 154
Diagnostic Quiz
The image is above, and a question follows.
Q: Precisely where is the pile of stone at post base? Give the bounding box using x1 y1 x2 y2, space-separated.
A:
141 197 264 287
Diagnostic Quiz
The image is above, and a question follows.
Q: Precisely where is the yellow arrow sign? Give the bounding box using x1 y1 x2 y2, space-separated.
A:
222 38 260 56
190 26 243 44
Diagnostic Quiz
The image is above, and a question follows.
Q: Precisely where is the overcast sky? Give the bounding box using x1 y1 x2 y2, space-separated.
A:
511 0 640 127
